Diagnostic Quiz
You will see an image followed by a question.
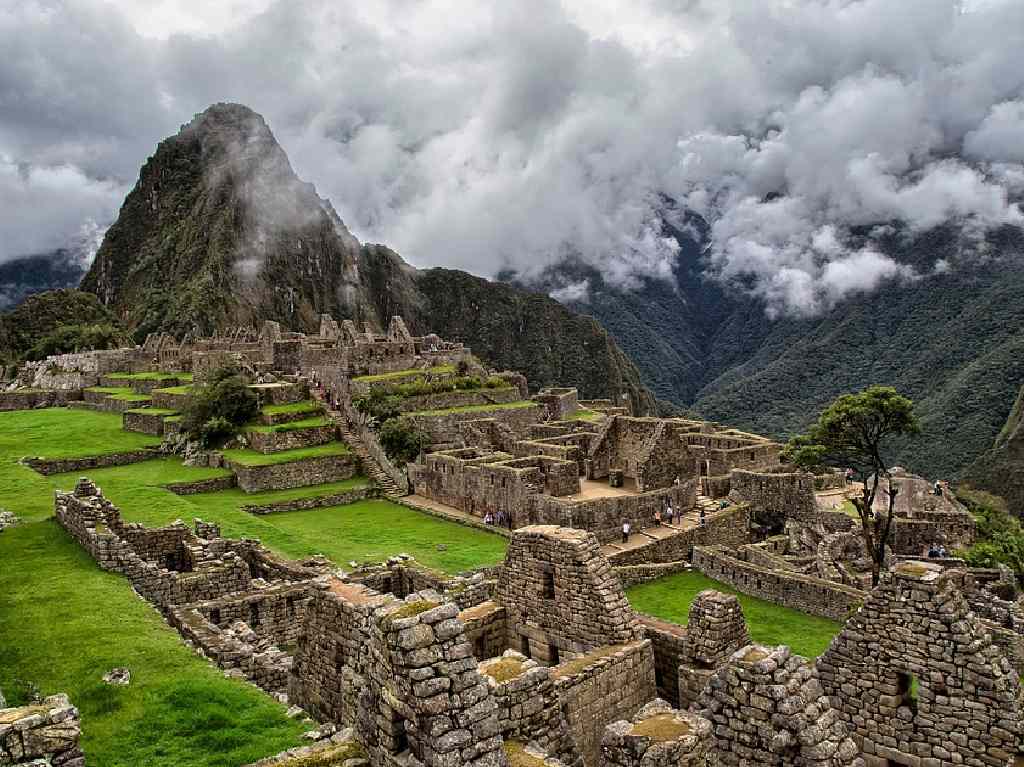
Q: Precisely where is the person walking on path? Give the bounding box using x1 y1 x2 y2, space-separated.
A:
622 521 631 543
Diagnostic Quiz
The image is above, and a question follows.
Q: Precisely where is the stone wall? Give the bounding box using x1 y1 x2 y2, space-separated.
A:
600 699 713 767
164 475 237 495
728 468 818 532
395 387 522 414
24 449 159 476
613 560 692 589
0 389 81 411
230 453 357 493
697 644 862 766
496 526 643 662
289 583 511 767
605 505 750 566
532 388 579 421
122 409 173 436
0 694 84 766
553 641 657 767
170 581 316 694
892 514 976 555
246 424 337 454
406 402 544 445
637 616 689 707
481 651 580 766
531 483 700 546
241 486 376 515
692 545 865 621
461 601 509 662
816 561 1021 767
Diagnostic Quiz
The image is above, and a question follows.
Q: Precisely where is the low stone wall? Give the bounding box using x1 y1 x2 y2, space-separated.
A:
606 505 751 566
0 694 84 767
250 382 306 406
553 640 656 767
482 651 579 766
241 485 376 514
460 601 509 661
406 402 543 445
532 483 699 546
151 390 192 410
123 409 174 436
893 514 976 555
637 615 689 707
0 389 81 411
231 453 357 493
165 475 237 495
395 386 521 413
693 545 864 621
23 448 159 476
246 425 336 454
614 560 692 589
170 581 316 694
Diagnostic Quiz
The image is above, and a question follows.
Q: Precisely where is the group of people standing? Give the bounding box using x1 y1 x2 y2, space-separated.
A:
483 511 512 529
619 498 708 544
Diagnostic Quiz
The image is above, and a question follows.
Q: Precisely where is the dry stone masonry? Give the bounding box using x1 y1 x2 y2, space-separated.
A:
0 695 84 767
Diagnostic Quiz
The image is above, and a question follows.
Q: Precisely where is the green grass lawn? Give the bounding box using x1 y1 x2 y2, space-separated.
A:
125 408 180 416
221 442 351 466
84 386 134 395
408 400 537 417
0 407 508 764
261 401 323 416
0 521 306 767
570 408 604 422
152 385 193 396
626 571 841 659
247 416 333 433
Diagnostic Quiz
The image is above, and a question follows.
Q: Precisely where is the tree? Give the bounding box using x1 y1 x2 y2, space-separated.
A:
784 386 920 587
379 417 430 466
180 365 259 446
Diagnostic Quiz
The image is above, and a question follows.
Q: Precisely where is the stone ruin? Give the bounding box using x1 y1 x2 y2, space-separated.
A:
676 590 752 708
698 644 862 766
35 473 1024 766
0 694 84 766
816 560 1021 767
601 699 713 767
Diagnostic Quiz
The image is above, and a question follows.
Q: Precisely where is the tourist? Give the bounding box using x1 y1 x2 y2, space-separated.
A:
665 505 674 525
845 467 855 483
484 512 494 525
938 544 948 558
699 508 706 527
928 544 939 558
653 508 662 526
934 480 942 496
622 521 631 543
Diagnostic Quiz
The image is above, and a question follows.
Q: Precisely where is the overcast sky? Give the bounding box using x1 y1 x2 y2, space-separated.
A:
2 0 1023 316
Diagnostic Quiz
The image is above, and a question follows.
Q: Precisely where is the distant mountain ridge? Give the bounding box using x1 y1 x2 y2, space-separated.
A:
528 220 1024 509
0 249 91 311
72 103 656 413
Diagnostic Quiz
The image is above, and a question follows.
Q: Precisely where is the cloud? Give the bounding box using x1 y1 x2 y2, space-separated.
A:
1 0 1024 317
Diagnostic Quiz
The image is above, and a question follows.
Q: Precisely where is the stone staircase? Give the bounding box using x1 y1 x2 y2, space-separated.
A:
313 389 407 499
696 494 720 515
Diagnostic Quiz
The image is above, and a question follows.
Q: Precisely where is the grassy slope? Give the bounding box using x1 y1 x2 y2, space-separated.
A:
626 571 841 659
407 401 537 417
351 364 455 383
261 401 322 416
0 408 507 764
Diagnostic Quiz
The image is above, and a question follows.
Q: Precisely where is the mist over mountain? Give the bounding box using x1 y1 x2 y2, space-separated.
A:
75 103 657 413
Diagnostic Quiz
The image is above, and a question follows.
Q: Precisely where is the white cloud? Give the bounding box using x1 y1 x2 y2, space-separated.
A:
1 0 1024 317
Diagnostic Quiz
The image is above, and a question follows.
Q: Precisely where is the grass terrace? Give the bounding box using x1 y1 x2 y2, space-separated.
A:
261 400 323 416
108 393 152 403
247 416 334 433
0 407 508 763
151 385 193 396
124 407 179 416
105 371 193 382
351 364 455 383
407 400 537 417
84 386 134 395
626 571 842 659
570 408 604 423
221 442 351 467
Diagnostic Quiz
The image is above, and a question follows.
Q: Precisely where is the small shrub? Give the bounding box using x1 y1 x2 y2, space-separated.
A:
180 366 258 447
379 417 430 465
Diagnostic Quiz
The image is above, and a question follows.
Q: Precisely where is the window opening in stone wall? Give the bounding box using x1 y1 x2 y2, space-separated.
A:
521 635 532 658
542 570 555 600
474 636 486 660
210 608 221 625
249 601 261 627
286 595 295 617
548 643 560 664
393 718 409 753
896 672 918 715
